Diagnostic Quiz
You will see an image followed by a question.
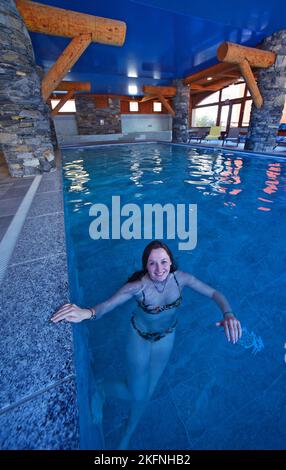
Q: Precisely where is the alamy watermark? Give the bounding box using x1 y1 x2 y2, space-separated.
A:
89 196 197 251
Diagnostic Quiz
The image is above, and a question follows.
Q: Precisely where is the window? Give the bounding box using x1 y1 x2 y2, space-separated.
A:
153 102 162 112
242 100 252 126
219 105 229 131
51 99 76 113
230 103 241 127
281 98 286 123
199 91 220 105
192 106 218 127
221 83 245 101
129 101 139 112
153 101 162 113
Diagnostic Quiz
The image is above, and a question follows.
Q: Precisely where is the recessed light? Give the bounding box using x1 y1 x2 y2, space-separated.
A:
128 85 138 95
207 77 213 81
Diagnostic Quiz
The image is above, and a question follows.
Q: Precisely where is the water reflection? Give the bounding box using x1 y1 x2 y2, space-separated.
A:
64 159 91 193
185 151 244 198
257 162 282 212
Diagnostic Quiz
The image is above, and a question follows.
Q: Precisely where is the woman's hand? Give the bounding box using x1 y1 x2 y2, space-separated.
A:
216 314 242 343
51 303 92 323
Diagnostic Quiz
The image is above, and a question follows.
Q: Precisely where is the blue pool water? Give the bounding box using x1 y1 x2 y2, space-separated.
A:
62 143 286 450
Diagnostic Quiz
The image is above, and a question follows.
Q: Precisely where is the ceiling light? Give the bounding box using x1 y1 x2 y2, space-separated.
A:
206 77 213 81
128 84 138 95
127 69 138 78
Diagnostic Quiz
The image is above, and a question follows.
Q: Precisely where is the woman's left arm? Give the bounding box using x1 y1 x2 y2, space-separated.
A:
177 271 242 343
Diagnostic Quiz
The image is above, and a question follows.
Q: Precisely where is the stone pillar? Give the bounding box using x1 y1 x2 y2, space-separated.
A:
172 79 190 143
75 95 121 135
245 30 286 153
0 0 55 176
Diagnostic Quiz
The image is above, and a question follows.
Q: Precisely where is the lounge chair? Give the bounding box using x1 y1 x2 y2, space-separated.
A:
187 128 209 143
273 123 286 149
273 136 286 150
222 127 241 146
202 126 221 141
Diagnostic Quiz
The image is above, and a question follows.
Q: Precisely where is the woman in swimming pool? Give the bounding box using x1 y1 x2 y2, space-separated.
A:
51 240 241 449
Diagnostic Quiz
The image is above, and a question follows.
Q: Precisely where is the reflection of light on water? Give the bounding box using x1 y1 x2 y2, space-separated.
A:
258 162 282 212
185 153 244 198
129 150 144 186
64 159 91 193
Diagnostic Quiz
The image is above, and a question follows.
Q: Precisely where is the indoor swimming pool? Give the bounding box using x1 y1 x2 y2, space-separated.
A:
61 143 286 450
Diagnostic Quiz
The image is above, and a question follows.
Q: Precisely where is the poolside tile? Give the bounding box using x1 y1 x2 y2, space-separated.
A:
0 215 13 240
27 190 63 217
10 212 66 264
3 185 31 200
0 197 23 217
0 254 74 407
0 378 79 450
37 171 62 193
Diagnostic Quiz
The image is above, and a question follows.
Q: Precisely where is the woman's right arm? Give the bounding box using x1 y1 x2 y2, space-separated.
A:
51 281 141 324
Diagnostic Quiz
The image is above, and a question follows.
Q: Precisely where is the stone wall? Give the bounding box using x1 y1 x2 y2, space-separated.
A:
0 0 55 177
75 94 121 135
245 30 286 152
172 79 190 143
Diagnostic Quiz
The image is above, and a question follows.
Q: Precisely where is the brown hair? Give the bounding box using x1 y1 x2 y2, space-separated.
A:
128 240 177 282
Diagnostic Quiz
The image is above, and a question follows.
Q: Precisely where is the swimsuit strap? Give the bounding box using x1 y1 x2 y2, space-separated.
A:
173 272 182 297
136 271 182 314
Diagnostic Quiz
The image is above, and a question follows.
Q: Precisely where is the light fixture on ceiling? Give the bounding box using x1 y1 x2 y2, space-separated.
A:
127 68 138 78
128 84 138 95
206 76 213 81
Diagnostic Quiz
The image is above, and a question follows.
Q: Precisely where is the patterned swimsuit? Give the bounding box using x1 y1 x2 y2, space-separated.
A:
131 272 182 342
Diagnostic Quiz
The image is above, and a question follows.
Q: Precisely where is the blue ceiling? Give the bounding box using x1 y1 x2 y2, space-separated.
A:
28 0 286 96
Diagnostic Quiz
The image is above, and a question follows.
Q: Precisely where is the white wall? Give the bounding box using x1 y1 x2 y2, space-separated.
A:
53 114 172 145
121 114 172 133
53 115 78 137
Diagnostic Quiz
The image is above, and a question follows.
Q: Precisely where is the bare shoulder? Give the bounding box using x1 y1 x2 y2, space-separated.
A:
174 270 195 287
175 270 215 298
122 280 143 296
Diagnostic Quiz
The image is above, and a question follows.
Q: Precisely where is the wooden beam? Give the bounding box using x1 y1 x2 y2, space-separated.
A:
157 93 175 116
143 85 177 97
15 0 126 46
239 59 263 108
51 90 74 116
217 42 276 68
184 63 238 85
217 42 275 108
56 81 91 92
42 33 92 101
140 95 158 103
82 93 131 101
191 77 241 92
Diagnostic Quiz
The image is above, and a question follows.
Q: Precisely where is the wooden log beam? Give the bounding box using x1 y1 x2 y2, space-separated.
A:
140 95 158 103
75 93 132 101
143 85 177 97
217 42 275 68
191 77 241 92
15 0 126 46
51 90 74 116
157 93 175 116
56 81 91 92
217 42 275 108
239 59 263 108
42 34 92 101
184 63 238 85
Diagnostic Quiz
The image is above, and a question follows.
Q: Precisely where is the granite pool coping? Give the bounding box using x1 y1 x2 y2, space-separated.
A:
0 169 80 450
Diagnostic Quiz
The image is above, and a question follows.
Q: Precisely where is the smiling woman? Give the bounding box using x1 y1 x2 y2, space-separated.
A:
51 239 241 449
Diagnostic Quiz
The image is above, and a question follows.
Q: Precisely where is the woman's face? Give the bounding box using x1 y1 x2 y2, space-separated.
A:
146 248 171 282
